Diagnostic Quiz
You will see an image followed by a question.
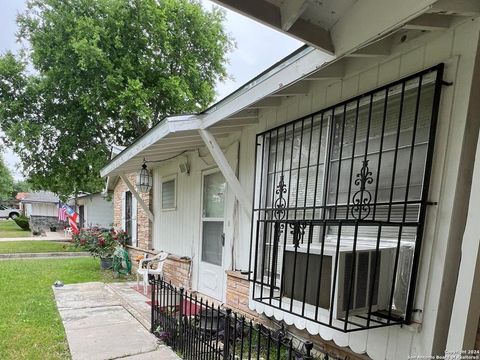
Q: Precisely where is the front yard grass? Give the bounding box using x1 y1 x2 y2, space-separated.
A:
0 241 80 254
0 219 30 238
0 257 135 359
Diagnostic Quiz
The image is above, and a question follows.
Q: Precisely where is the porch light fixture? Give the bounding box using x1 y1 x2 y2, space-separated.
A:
136 160 153 193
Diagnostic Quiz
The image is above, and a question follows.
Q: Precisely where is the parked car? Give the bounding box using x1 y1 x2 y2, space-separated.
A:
0 205 20 219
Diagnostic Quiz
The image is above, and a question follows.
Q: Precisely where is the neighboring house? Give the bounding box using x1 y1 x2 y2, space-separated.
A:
15 192 29 215
68 193 114 229
100 1 480 359
21 191 64 231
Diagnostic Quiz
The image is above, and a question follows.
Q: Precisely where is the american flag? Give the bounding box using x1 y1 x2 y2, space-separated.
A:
58 202 67 221
62 204 78 222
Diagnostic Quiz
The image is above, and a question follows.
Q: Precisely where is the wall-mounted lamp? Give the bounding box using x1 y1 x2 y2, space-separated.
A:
138 150 191 190
136 160 153 193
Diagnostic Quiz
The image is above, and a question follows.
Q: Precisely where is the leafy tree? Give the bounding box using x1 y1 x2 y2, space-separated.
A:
12 180 32 195
0 0 233 197
0 154 14 201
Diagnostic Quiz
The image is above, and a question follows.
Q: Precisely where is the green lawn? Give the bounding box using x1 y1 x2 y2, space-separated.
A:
0 219 30 238
0 241 80 254
0 257 135 359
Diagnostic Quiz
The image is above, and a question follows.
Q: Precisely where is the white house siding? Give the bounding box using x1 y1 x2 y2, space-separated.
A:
152 137 240 293
145 17 480 359
77 194 113 228
31 203 57 217
235 18 480 359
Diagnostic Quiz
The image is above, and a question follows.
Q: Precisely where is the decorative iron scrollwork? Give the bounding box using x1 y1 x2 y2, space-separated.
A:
273 175 287 220
351 160 374 220
289 222 307 248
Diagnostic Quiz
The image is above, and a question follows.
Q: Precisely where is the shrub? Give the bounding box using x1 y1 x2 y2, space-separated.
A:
72 227 130 259
14 215 30 231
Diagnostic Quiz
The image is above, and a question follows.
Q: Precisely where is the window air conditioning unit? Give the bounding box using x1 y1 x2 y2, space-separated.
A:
282 242 401 320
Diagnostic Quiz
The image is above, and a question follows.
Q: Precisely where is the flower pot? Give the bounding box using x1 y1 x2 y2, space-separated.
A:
100 257 113 270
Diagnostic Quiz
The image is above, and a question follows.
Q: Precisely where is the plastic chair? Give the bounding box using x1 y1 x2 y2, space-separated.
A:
64 227 72 237
136 252 169 295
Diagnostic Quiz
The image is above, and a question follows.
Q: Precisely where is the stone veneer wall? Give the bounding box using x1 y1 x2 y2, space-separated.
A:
29 216 65 232
113 173 152 249
225 271 369 360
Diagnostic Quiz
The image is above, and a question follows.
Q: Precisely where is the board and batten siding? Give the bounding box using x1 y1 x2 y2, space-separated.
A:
236 17 480 359
152 139 240 293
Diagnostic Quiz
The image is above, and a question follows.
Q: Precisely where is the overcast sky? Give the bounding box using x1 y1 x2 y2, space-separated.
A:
0 0 303 180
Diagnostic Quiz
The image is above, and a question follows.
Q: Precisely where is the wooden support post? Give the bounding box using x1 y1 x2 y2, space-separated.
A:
198 129 252 218
120 174 154 222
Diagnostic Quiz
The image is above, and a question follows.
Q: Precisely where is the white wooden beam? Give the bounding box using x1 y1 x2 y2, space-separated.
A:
212 118 258 129
287 18 334 54
280 0 309 31
210 0 333 54
429 0 480 16
248 97 282 108
303 62 345 80
226 109 259 120
198 129 252 217
347 41 392 57
119 174 154 222
403 13 451 30
331 0 438 56
270 81 310 97
446 151 480 351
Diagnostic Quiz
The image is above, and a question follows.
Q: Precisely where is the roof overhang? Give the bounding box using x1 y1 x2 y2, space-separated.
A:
100 0 479 180
210 0 479 56
101 115 201 178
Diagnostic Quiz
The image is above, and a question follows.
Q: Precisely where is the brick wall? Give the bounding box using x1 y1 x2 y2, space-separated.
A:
225 271 263 320
224 271 369 360
113 173 152 249
162 255 192 290
127 246 192 290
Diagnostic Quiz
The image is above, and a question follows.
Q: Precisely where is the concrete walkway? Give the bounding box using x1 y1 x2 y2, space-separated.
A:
0 230 70 242
53 282 180 360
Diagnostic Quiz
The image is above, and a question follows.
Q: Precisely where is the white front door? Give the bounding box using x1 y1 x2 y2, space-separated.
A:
198 170 227 300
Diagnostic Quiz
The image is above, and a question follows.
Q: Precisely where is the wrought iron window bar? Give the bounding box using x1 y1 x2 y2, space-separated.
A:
248 64 445 332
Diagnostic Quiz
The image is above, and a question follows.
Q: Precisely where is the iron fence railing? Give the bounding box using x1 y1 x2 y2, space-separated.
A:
150 277 338 360
249 64 445 332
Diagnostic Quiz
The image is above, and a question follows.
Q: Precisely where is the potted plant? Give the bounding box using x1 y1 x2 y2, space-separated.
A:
73 228 130 269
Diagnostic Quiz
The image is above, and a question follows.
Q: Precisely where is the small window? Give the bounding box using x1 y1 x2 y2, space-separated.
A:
161 178 176 210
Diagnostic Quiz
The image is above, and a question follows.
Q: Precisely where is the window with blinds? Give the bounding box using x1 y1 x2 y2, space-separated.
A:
161 179 176 210
250 65 444 331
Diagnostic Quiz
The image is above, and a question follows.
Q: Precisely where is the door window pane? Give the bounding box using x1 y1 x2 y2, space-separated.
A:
202 221 223 266
203 172 226 218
